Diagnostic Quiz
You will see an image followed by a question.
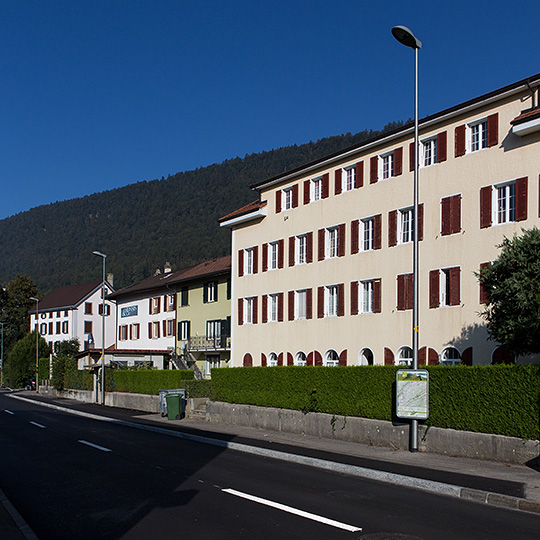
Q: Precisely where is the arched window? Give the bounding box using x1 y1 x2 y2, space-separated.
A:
492 346 514 365
396 346 413 366
358 348 374 366
294 351 307 366
324 349 339 366
268 352 278 367
440 347 461 366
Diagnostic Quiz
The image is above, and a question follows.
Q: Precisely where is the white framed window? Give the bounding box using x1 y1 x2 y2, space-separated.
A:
295 289 307 320
296 234 307 265
268 293 279 323
324 349 339 366
361 218 375 251
244 297 255 325
494 181 516 224
311 177 323 201
131 324 140 340
119 325 128 341
343 166 356 192
440 268 451 307
269 241 279 270
150 297 160 314
152 321 160 339
358 348 374 366
468 119 488 152
398 207 414 244
166 319 175 337
396 346 413 367
244 247 255 275
179 320 190 341
62 321 69 334
205 281 218 303
206 355 220 376
206 320 221 339
380 151 394 179
440 347 461 366
360 280 374 314
283 187 294 210
268 352 278 367
325 285 338 317
421 137 438 167
326 227 339 259
165 294 175 311
295 351 307 366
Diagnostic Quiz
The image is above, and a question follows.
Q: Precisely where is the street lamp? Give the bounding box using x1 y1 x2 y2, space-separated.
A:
93 251 107 405
392 25 422 452
30 297 40 392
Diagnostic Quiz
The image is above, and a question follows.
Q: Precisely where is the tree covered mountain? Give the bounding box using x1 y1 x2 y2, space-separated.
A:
0 122 404 295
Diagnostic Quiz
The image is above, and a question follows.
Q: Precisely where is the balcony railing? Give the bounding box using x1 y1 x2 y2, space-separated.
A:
188 335 231 351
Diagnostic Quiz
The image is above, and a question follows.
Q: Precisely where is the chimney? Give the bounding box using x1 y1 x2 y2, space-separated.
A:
106 273 114 287
164 262 172 273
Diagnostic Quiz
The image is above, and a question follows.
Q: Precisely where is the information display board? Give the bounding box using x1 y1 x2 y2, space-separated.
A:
396 369 429 420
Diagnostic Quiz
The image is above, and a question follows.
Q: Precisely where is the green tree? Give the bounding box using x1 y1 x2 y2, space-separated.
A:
5 331 50 388
54 338 80 357
478 227 540 356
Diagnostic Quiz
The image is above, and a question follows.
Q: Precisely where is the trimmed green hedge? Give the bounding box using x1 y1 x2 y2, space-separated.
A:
211 365 540 440
111 369 194 395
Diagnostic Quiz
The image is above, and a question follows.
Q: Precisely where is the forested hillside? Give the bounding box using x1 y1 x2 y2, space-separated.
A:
0 122 404 295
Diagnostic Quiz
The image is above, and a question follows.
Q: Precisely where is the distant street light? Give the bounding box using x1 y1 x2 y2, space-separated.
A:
93 251 107 405
30 297 40 392
392 25 422 453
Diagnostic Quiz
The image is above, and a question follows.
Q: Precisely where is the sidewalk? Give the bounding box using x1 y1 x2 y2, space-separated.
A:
8 391 540 525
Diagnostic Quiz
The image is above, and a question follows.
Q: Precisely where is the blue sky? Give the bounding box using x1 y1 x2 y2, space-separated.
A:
1 0 539 220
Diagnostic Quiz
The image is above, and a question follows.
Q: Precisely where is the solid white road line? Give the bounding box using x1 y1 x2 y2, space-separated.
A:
222 488 362 533
4 410 14 415
78 440 112 452
29 421 46 428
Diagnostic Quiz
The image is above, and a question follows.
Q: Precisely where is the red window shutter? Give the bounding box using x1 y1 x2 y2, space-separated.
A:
479 262 490 304
480 186 492 228
289 236 295 267
338 223 346 257
278 239 285 268
148 322 153 339
119 326 122 340
253 296 258 324
277 353 283 366
437 131 447 162
429 269 440 308
351 220 359 254
314 351 323 366
441 197 451 236
370 156 378 183
461 347 473 366
238 249 244 277
318 229 325 261
418 203 424 241
317 286 324 318
253 245 259 274
373 279 382 313
515 177 528 221
149 298 152 314
355 161 364 188
277 293 283 322
262 243 268 272
452 195 461 233
397 274 405 311
304 179 310 204
449 267 461 306
409 142 415 172
156 297 161 313
322 173 329 198
292 184 299 208
172 321 176 337
162 320 166 337
350 281 359 315
419 347 426 365
338 350 347 366
275 190 282 213
455 125 466 157
306 288 313 319
337 283 345 316
406 273 414 310
335 169 342 195
287 353 294 366
384 348 394 365
288 291 294 321
487 113 498 147
243 354 253 367
389 210 397 247
262 295 268 323
374 214 382 250
261 353 267 367
238 298 243 326
306 232 313 263
428 348 438 365
394 147 403 176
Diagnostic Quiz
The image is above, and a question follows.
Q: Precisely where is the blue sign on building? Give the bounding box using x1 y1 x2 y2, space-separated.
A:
121 305 138 318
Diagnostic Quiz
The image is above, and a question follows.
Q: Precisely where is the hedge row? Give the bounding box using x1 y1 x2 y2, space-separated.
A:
110 369 194 395
211 365 540 440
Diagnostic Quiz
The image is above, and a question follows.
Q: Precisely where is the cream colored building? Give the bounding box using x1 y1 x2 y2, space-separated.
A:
220 73 540 368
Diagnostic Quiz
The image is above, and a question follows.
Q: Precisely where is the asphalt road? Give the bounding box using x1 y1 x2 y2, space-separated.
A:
1 392 539 540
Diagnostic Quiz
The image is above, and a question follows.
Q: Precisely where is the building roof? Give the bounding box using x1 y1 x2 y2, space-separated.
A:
218 199 266 223
30 280 110 312
108 255 232 300
511 106 540 125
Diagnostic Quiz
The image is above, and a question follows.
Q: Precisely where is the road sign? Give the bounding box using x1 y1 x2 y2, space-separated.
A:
396 369 429 420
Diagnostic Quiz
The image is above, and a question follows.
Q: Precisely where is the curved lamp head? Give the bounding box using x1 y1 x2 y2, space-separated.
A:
392 25 422 49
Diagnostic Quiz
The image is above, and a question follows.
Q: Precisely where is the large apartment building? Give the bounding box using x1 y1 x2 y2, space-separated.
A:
220 73 540 368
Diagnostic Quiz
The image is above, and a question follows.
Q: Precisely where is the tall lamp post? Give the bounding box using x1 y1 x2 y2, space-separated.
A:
0 321 4 388
30 297 40 392
392 25 422 452
93 251 107 405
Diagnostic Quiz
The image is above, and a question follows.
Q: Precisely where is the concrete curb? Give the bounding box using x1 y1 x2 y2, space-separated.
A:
11 394 540 516
0 488 39 540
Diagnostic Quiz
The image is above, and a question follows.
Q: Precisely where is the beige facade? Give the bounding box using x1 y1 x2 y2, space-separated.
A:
221 74 540 367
